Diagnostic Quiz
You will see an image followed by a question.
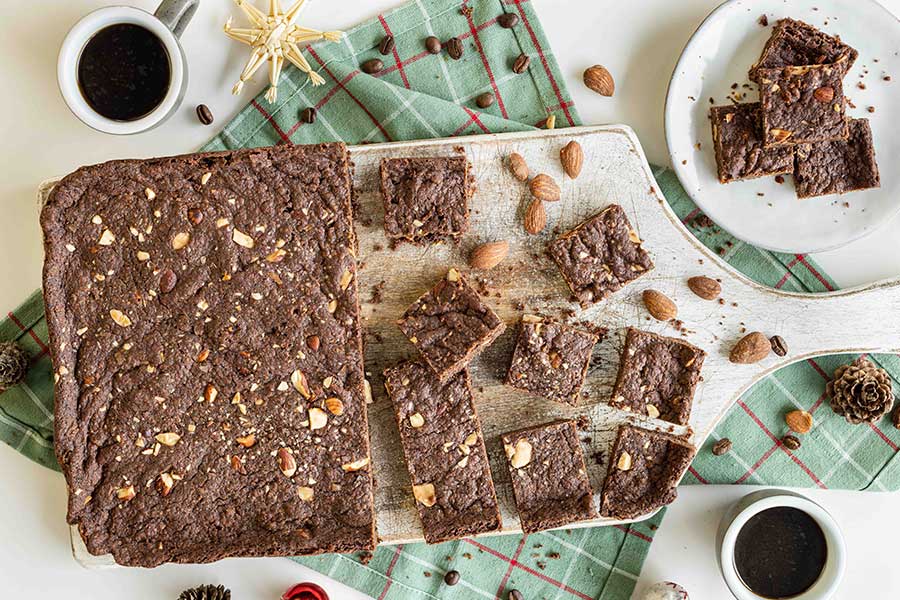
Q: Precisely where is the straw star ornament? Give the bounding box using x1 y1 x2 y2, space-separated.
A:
224 0 342 103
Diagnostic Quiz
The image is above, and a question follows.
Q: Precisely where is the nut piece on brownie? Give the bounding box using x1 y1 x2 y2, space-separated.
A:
794 118 880 198
709 103 794 183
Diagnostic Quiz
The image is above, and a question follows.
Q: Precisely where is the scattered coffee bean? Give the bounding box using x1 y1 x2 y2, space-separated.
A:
425 36 442 54
508 590 524 600
300 107 317 124
782 435 801 451
770 335 788 357
159 269 178 293
513 53 531 74
196 104 214 125
497 13 519 28
447 37 464 60
444 570 460 586
476 92 495 108
712 438 733 456
361 58 384 74
379 34 395 55
187 207 204 225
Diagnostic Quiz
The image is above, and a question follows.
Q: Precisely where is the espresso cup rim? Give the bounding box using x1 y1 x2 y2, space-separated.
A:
57 5 186 135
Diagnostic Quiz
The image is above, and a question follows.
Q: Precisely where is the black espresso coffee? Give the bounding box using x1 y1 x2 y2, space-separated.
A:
77 23 171 121
734 506 828 598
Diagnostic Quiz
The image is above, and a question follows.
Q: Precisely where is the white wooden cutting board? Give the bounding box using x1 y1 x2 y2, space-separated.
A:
45 125 900 568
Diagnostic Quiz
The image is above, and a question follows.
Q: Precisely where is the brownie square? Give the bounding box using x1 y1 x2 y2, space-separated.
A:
600 424 696 520
506 315 598 406
502 420 597 534
380 157 473 245
398 267 505 381
41 144 375 567
383 362 501 544
758 63 848 147
795 118 880 198
750 18 858 82
608 328 706 426
547 205 653 308
709 103 794 183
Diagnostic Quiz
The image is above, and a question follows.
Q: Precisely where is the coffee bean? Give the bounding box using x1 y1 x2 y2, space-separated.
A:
379 35 395 56
508 590 524 600
513 53 531 74
497 13 519 28
159 269 178 293
361 58 384 74
447 37 464 60
425 36 442 54
770 335 788 357
187 207 204 225
476 92 495 109
300 107 317 124
712 438 733 456
196 104 214 125
782 435 801 451
443 570 460 586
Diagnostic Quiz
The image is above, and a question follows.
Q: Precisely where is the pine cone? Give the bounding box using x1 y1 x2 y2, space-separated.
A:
177 584 231 600
0 342 29 388
826 357 894 424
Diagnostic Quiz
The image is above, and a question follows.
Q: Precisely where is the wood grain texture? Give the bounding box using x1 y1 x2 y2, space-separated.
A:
47 125 900 567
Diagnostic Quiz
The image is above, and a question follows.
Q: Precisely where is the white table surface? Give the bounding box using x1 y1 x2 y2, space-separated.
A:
2 1 898 598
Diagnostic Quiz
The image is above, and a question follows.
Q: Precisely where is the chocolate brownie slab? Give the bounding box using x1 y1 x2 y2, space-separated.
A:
750 18 857 82
758 63 848 147
709 103 794 183
42 143 375 567
502 420 597 534
795 118 880 198
380 157 473 245
608 328 706 426
506 314 598 406
383 361 501 543
398 267 505 381
547 205 653 308
600 424 696 520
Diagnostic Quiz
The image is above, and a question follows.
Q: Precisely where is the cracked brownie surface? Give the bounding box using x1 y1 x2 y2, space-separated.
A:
383 361 500 544
42 143 375 566
501 420 596 534
795 118 880 198
547 205 653 308
750 18 857 81
609 328 706 426
600 424 696 520
709 103 794 183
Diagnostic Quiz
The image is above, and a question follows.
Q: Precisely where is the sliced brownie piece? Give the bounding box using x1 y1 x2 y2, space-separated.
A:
380 156 473 245
397 267 505 381
750 18 858 82
501 420 597 534
794 118 880 198
547 205 653 308
383 361 501 544
758 63 848 147
600 424 696 520
608 328 706 426
709 103 794 183
506 314 599 406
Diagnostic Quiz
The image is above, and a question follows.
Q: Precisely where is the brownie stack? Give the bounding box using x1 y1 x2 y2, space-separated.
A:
711 18 880 198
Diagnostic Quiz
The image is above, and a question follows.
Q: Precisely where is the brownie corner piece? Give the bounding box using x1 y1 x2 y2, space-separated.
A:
502 419 597 534
600 424 696 520
506 314 599 406
609 328 706 425
548 205 653 307
795 118 880 199
398 267 505 380
709 103 794 183
750 18 858 81
380 156 472 245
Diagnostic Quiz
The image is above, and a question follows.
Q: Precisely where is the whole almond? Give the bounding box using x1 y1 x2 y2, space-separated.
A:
642 289 677 321
469 240 509 270
560 141 584 179
584 65 615 96
785 410 813 434
524 199 547 234
729 332 770 364
813 86 834 102
277 447 297 477
508 153 529 181
687 276 721 300
529 173 561 202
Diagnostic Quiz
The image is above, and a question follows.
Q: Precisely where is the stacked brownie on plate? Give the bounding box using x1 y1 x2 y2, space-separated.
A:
710 18 880 198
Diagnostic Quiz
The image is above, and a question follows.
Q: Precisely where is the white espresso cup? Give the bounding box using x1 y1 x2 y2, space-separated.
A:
57 0 198 135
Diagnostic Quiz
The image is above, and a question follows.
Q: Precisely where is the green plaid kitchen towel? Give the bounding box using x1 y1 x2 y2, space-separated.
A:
3 0 899 598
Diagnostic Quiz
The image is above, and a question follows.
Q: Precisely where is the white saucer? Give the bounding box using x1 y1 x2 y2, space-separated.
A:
665 0 900 254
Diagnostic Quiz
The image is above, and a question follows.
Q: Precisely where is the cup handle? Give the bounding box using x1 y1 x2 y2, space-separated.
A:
154 0 199 39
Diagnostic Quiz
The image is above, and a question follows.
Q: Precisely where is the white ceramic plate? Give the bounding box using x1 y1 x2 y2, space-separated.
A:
665 0 900 254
